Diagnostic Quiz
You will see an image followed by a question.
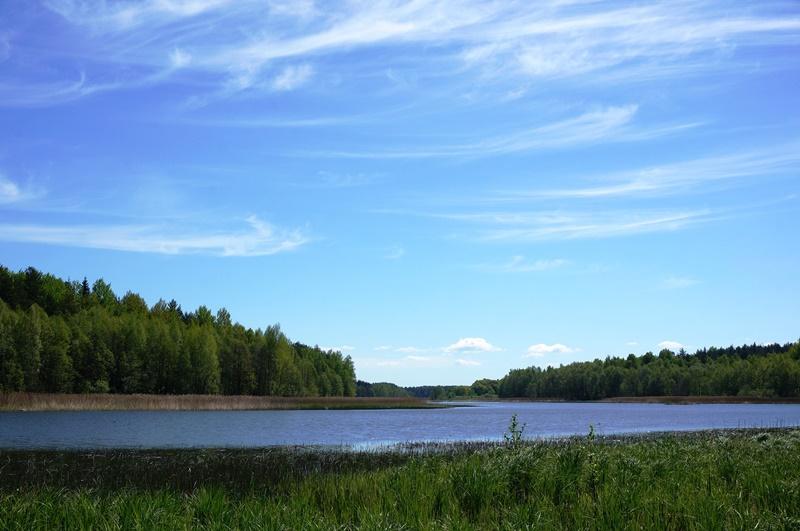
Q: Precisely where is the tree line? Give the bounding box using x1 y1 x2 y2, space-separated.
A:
0 266 356 396
359 345 800 401
497 343 800 400
357 379 501 399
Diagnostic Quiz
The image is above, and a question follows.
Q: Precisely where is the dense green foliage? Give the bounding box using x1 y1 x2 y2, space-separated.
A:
357 379 501 399
410 379 501 400
362 343 800 402
356 380 411 397
2 430 799 529
498 342 800 400
0 266 355 396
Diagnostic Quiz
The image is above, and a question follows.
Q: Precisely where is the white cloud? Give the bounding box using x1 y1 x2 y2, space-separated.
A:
525 343 577 357
170 48 192 68
381 206 716 243
662 275 699 289
312 106 649 159
384 245 405 260
322 345 355 352
395 346 425 354
46 0 234 30
0 215 307 256
488 256 569 273
502 144 800 201
0 72 112 107
626 341 639 347
373 345 393 351
406 355 430 362
29 0 797 107
456 359 481 367
0 176 21 203
313 171 376 188
443 337 501 354
271 64 314 91
658 340 685 351
478 209 712 242
267 0 318 19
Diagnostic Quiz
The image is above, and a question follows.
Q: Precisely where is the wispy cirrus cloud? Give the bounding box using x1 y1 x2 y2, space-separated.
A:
271 64 314 91
476 209 713 242
0 175 22 204
16 0 796 106
44 0 235 31
386 208 715 243
0 215 307 256
498 143 800 201
0 174 43 204
661 275 699 289
0 73 114 108
384 245 405 260
481 256 569 273
307 105 692 159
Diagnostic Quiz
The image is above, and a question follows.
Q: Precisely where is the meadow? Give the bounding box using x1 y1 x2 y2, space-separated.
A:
2 428 799 530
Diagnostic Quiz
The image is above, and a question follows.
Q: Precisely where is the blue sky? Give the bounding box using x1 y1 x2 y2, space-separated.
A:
1 1 799 386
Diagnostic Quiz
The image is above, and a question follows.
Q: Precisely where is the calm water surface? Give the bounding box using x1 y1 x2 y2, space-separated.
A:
1 402 799 449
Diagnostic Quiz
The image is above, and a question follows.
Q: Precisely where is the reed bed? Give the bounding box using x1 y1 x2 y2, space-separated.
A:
0 392 436 411
1 429 799 529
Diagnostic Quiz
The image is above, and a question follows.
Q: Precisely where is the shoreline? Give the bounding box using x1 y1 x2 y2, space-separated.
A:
3 392 799 412
441 395 800 405
1 426 797 488
0 392 444 412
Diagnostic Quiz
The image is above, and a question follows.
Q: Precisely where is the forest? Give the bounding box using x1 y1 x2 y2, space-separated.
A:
497 342 800 400
359 346 800 400
3 265 798 401
0 266 356 396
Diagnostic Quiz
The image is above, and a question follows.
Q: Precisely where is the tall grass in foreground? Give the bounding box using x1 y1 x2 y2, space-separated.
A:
0 392 434 411
2 430 800 529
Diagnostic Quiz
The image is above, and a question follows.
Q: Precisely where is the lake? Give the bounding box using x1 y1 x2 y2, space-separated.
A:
2 401 799 449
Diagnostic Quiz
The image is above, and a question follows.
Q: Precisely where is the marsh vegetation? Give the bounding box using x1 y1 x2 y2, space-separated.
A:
2 429 799 529
0 392 433 411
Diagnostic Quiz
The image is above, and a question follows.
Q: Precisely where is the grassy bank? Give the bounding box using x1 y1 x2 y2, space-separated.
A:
0 392 438 411
2 429 799 529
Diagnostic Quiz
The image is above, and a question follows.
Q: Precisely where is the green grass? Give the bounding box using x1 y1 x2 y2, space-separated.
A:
2 430 800 529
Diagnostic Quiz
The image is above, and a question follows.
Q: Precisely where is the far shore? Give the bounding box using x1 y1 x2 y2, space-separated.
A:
4 392 800 412
0 393 444 412
600 395 800 404
444 395 800 405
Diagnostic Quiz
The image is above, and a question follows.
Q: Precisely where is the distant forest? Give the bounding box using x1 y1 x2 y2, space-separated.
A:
0 266 356 396
359 342 800 400
3 265 798 401
497 342 800 400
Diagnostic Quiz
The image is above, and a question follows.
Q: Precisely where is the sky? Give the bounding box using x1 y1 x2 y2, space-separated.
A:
1 0 799 386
